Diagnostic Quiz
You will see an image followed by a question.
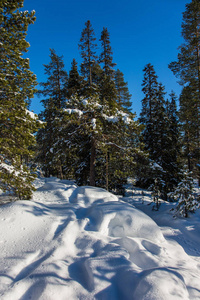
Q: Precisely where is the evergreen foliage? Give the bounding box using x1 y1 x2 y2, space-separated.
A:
67 58 83 98
99 27 117 109
0 0 40 199
169 0 200 182
169 170 200 217
35 21 140 194
139 64 181 199
61 94 142 191
115 69 132 112
36 49 68 178
78 20 98 94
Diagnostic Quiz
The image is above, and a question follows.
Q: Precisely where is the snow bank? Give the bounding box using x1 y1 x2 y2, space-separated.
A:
0 178 199 299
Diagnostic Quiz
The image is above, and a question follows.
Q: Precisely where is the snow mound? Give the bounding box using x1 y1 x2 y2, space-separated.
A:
0 178 199 299
70 185 118 206
85 201 164 242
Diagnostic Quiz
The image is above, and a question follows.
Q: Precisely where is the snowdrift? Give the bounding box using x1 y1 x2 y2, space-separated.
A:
0 177 199 299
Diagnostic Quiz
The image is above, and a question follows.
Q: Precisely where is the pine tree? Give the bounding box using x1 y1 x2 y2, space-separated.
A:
140 63 159 157
115 69 132 112
36 49 68 178
99 27 116 78
179 85 199 174
61 93 142 192
78 20 98 96
67 58 83 98
99 27 117 109
164 91 181 192
0 0 40 199
169 170 200 217
169 0 200 181
139 65 181 198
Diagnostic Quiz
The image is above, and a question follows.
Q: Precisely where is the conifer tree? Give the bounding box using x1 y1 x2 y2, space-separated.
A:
61 93 142 191
115 69 132 112
140 63 159 156
139 65 181 198
179 85 198 172
164 91 181 191
99 27 116 78
36 49 68 178
0 0 40 199
79 20 98 96
67 58 83 98
169 0 200 181
169 170 200 217
99 27 117 109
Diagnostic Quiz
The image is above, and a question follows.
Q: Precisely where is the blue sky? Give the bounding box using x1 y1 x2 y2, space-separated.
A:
23 0 189 116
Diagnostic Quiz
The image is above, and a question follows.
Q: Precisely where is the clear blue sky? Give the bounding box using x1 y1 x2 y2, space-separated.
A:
23 0 189 116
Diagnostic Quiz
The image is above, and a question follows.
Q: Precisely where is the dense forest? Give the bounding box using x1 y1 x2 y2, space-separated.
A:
0 0 200 217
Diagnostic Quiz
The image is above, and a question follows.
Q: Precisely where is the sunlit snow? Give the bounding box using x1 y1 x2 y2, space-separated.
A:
0 178 200 299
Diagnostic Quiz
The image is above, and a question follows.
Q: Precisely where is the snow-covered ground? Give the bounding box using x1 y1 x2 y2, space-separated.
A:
0 177 200 299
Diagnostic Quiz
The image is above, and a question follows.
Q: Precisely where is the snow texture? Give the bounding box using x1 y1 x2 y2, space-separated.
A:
0 178 200 299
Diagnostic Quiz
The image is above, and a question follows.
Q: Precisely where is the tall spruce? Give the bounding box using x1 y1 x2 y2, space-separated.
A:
140 65 180 197
140 63 159 156
179 85 198 171
67 58 83 98
165 91 181 190
99 27 117 109
169 0 200 181
0 0 40 199
115 69 132 112
79 20 98 96
36 49 68 178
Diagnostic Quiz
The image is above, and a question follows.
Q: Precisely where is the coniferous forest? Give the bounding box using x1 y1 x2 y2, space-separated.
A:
0 0 200 217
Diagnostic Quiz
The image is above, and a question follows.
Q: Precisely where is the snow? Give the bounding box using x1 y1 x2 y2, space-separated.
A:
0 177 200 299
91 118 96 129
25 109 38 120
64 108 83 117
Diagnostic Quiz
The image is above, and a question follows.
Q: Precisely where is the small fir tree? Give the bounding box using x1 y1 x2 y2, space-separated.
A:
170 170 200 217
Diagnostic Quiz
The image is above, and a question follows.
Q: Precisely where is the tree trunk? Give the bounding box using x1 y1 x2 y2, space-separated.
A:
90 137 96 186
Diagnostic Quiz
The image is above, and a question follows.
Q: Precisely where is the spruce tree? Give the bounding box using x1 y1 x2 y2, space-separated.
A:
169 170 200 217
78 20 98 96
115 69 132 112
0 0 40 199
179 85 199 173
99 27 117 109
99 27 116 78
67 58 83 98
36 49 68 178
169 0 200 181
139 65 181 198
61 93 142 192
140 63 159 157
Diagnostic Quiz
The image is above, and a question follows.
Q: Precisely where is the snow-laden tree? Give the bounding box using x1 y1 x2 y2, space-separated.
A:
0 0 40 199
58 93 142 192
169 170 200 217
36 49 68 178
